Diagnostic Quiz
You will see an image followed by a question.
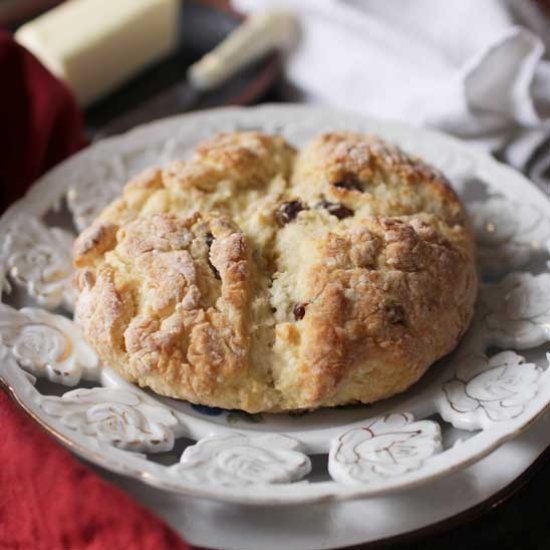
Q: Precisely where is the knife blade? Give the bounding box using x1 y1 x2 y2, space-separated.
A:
96 9 298 139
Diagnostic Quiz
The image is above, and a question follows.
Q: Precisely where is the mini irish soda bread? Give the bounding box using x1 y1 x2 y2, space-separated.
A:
73 132 477 413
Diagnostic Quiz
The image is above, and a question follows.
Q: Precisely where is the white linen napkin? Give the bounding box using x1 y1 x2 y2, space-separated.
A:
233 0 550 188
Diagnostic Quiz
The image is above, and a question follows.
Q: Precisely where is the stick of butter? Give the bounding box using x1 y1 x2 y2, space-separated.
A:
15 0 180 106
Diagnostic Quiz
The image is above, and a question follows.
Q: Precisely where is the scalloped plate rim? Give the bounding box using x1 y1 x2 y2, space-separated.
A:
3 358 550 506
2 104 550 505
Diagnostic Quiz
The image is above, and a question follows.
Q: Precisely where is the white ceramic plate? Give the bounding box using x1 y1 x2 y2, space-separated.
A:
2 105 550 505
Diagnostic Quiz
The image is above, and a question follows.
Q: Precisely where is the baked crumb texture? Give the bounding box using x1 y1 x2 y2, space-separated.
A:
74 132 477 412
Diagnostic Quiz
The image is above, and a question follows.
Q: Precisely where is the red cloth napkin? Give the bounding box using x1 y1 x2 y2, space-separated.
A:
0 31 85 206
0 32 191 550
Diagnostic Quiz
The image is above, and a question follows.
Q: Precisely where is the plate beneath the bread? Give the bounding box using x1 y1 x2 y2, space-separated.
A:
2 104 550 505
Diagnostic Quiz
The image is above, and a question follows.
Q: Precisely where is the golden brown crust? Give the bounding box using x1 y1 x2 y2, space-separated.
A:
280 216 476 407
74 131 477 412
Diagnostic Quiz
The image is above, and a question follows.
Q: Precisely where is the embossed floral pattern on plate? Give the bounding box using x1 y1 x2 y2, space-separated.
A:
0 216 75 309
1 105 550 505
169 433 311 485
328 414 442 484
436 351 546 431
41 387 180 452
0 303 99 385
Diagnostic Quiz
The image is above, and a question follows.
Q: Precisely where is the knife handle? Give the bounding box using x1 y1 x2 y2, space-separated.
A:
187 9 298 91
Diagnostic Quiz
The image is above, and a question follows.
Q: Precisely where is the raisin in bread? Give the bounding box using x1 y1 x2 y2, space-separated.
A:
73 132 477 412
